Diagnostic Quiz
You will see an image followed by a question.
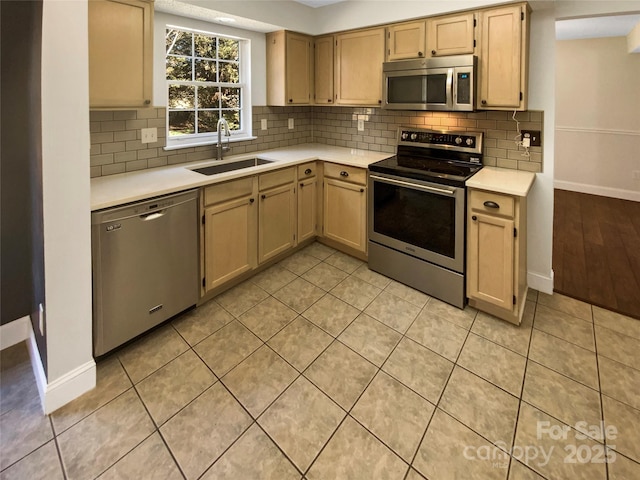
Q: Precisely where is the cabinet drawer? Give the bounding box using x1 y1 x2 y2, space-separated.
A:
204 177 254 206
259 167 295 190
469 190 515 218
324 163 366 185
297 162 317 180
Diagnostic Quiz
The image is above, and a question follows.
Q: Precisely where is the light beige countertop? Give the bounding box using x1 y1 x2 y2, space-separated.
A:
91 144 393 210
466 166 536 197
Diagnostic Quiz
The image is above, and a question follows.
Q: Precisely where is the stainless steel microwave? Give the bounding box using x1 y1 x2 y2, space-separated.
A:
382 55 476 111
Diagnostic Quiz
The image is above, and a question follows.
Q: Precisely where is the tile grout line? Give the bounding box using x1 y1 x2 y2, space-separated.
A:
49 416 69 480
592 304 611 480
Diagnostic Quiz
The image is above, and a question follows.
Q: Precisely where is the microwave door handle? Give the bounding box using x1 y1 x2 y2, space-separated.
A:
446 68 454 110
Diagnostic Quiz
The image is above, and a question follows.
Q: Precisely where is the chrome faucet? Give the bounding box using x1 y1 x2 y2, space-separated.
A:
216 118 231 160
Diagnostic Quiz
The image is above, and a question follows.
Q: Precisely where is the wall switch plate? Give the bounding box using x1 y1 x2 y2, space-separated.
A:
38 303 44 335
357 119 365 131
261 119 268 130
141 127 157 144
288 118 294 129
521 130 541 146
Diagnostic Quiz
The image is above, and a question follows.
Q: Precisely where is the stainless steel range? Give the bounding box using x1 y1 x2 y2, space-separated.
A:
367 127 484 308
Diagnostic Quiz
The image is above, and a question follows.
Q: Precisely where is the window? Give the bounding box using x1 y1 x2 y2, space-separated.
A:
165 26 251 148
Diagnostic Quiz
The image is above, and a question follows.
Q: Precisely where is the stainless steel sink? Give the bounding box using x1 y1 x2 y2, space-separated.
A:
191 158 273 176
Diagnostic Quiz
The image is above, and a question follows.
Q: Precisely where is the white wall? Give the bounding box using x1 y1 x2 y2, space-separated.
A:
555 36 640 200
153 11 267 106
41 0 95 412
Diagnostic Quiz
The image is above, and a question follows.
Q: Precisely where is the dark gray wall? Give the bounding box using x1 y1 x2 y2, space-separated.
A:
1 0 47 372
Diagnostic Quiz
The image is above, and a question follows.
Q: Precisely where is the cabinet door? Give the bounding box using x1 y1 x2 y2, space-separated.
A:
259 183 296 263
477 4 527 110
204 196 257 292
89 0 153 108
323 178 366 252
335 28 385 105
298 177 317 243
386 21 426 61
426 13 475 57
286 32 312 104
314 35 334 104
467 212 514 310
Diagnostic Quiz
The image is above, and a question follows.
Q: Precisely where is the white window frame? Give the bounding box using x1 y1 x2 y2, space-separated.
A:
164 25 253 150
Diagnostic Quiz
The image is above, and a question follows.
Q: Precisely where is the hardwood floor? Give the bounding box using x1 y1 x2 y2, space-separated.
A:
553 189 640 320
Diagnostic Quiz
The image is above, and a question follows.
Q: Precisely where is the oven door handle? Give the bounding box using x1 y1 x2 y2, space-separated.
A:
369 174 456 196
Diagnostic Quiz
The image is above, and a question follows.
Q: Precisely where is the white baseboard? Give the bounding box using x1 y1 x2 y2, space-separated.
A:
528 270 554 295
25 324 96 415
554 180 640 202
0 316 31 350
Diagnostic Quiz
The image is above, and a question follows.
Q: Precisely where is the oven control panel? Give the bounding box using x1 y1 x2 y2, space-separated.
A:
398 127 483 155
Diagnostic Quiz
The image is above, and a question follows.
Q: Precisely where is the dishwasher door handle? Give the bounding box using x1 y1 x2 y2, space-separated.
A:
140 211 165 221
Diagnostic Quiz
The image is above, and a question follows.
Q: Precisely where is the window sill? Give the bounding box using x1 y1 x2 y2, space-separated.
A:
163 135 257 151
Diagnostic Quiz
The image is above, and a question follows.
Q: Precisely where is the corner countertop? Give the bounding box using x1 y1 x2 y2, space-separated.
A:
91 143 393 211
466 166 537 197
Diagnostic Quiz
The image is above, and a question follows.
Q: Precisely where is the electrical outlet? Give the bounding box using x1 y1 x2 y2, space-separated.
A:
521 130 541 146
38 303 44 335
261 119 268 130
357 119 365 131
288 118 294 129
141 127 157 144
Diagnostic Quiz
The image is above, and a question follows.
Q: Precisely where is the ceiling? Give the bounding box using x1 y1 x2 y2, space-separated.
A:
556 13 640 40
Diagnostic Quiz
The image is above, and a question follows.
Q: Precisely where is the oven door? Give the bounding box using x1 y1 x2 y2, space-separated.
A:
368 171 465 273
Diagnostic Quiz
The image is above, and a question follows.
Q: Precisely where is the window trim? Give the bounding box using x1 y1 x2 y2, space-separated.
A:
164 25 253 150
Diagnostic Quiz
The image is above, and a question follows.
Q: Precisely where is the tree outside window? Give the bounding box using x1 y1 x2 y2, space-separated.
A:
166 27 245 142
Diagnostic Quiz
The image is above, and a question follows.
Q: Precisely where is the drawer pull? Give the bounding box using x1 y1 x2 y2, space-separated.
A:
340 171 349 177
304 168 312 175
483 201 500 209
472 215 477 221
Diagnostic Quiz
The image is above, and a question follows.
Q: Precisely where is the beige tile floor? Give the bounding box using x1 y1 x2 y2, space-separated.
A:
2 241 640 480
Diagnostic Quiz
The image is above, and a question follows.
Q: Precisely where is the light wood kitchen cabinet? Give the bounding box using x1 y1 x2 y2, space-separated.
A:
467 188 527 325
476 3 530 110
322 164 367 253
202 177 257 293
426 12 475 57
266 31 313 105
314 35 334 104
88 0 153 108
297 163 318 243
335 28 385 105
258 168 297 263
386 21 426 61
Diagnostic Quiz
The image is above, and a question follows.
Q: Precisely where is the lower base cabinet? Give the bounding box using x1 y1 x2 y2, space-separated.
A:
322 164 367 253
258 167 297 264
202 178 257 293
467 188 527 324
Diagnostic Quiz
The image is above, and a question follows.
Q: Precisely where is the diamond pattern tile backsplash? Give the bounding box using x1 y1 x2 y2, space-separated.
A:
89 106 543 178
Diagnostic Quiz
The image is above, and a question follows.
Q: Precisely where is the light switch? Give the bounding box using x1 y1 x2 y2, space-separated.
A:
357 119 365 131
261 119 268 130
141 127 157 144
288 118 294 129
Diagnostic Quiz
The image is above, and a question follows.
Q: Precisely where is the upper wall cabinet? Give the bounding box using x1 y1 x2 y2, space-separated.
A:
314 35 334 104
386 21 426 61
89 0 153 108
267 31 313 105
426 12 475 57
335 28 385 106
477 3 530 111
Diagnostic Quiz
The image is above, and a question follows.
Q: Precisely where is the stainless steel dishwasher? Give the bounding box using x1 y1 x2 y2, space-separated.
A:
91 189 199 356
